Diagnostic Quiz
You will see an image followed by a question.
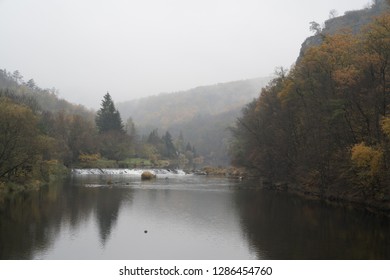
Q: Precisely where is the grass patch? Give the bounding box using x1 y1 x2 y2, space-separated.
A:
118 158 152 168
76 158 118 169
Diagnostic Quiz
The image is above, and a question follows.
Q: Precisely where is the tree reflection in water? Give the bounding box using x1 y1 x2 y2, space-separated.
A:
0 177 133 259
1 176 389 259
234 181 390 259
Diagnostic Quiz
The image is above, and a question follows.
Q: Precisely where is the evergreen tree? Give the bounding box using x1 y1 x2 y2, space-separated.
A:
163 131 177 159
125 117 137 138
175 131 185 153
95 92 124 133
147 129 162 146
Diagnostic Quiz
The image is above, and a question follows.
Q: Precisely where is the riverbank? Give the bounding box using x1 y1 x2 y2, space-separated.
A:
0 180 41 193
198 166 248 179
257 177 390 216
0 162 69 203
201 165 390 216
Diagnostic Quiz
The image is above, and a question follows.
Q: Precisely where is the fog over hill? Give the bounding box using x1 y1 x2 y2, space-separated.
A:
115 0 390 166
117 76 271 131
117 76 272 165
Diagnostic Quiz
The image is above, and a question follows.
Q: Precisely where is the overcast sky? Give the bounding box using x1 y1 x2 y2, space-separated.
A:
0 0 371 109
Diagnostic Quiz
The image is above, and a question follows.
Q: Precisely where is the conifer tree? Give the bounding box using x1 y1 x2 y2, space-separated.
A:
163 131 177 159
95 92 124 133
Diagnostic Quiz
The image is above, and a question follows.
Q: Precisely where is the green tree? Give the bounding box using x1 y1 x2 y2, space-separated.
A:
68 114 99 161
95 92 124 133
26 79 36 89
12 70 23 84
98 131 131 161
125 117 137 138
147 129 162 146
175 131 186 153
162 131 177 159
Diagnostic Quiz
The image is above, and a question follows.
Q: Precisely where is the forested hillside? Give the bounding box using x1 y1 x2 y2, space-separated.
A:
230 1 390 210
117 77 270 131
117 77 271 165
0 69 100 188
0 70 93 119
1 68 239 190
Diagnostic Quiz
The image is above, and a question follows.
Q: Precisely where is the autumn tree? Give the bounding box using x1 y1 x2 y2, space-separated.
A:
68 114 99 161
0 98 44 181
230 11 390 201
98 131 132 161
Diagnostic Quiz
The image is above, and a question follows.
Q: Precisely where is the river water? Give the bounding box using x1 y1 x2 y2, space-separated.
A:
0 170 389 259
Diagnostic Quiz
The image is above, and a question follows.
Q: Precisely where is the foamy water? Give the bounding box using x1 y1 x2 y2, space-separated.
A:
71 168 187 177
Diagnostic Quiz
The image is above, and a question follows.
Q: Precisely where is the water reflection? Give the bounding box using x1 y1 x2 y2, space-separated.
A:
0 177 134 259
0 176 389 259
95 188 125 245
235 181 390 259
0 181 64 259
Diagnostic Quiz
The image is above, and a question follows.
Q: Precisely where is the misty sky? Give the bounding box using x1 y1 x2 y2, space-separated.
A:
0 0 371 109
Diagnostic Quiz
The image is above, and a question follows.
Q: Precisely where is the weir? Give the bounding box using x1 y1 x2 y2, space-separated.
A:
71 168 187 177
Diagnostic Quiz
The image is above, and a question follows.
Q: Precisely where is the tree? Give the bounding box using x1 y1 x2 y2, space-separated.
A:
125 117 137 138
26 79 36 89
329 9 338 19
309 21 322 35
364 14 390 117
95 92 124 133
68 114 99 161
0 98 43 180
162 131 177 159
147 129 162 146
95 93 134 160
12 70 23 84
230 11 390 202
98 130 131 161
175 131 186 153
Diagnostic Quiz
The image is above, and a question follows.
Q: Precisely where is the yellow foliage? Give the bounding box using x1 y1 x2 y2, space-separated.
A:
364 14 390 57
277 78 295 103
351 142 383 177
79 153 101 162
0 97 43 180
381 117 390 138
44 159 59 165
333 67 360 89
193 156 204 165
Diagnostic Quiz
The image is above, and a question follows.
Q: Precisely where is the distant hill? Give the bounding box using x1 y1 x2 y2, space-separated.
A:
0 69 94 120
117 77 271 132
170 108 243 165
117 77 271 165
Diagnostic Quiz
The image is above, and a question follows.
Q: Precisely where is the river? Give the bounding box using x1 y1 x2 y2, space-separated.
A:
0 170 389 259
